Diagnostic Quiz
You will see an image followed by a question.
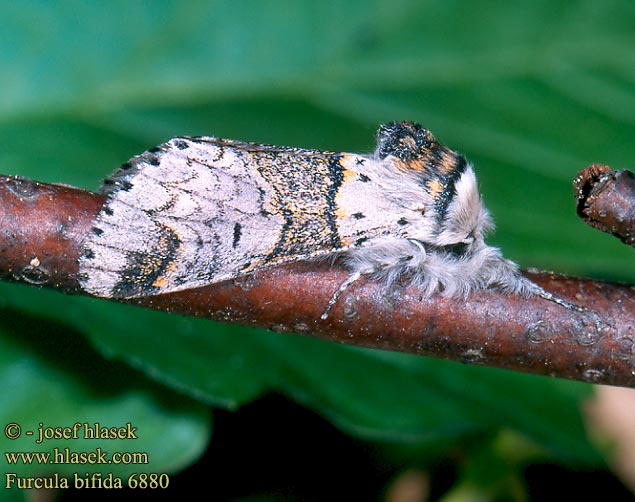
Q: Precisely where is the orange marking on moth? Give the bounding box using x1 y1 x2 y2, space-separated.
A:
334 167 358 220
426 179 444 199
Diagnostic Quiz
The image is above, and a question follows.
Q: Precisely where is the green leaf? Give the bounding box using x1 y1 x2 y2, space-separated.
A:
1 0 631 482
0 299 211 482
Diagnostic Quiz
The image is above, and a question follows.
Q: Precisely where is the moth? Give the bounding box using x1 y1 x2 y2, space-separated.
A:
79 121 573 316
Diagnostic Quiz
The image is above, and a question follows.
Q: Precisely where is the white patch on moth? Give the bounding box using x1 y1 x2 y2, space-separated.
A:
334 156 428 243
341 234 529 297
432 167 491 246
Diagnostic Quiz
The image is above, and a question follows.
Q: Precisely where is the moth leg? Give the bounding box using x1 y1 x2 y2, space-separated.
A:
321 271 363 320
524 279 587 312
408 238 426 255
537 287 586 312
321 240 426 320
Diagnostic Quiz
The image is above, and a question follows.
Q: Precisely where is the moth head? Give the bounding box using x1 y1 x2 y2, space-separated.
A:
375 121 436 164
374 121 494 250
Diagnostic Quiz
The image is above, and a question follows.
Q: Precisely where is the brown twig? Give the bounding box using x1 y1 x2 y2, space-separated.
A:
0 174 634 388
575 163 635 247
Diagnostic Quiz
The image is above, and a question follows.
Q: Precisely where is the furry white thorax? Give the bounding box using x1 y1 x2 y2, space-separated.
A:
340 159 534 298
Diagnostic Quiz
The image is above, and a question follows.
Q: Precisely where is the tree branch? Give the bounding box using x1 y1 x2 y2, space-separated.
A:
1 173 634 388
575 163 635 247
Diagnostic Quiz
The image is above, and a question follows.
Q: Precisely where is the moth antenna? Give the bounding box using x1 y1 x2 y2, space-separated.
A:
321 271 363 320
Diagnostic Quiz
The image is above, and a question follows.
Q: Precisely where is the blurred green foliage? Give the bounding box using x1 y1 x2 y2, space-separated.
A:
1 0 633 497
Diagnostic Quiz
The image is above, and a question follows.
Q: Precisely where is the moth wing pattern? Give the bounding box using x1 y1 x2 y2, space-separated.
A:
79 137 347 298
